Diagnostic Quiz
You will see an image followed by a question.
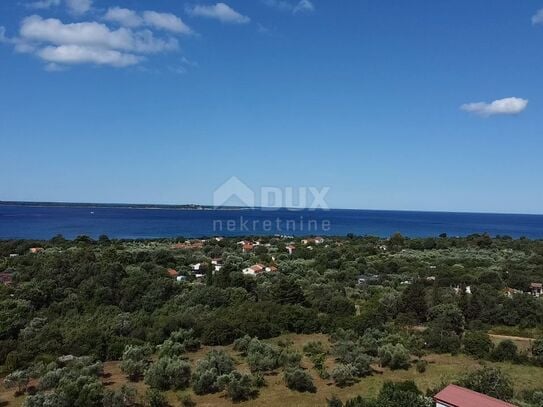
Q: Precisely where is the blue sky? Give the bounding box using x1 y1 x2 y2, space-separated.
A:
1 0 543 213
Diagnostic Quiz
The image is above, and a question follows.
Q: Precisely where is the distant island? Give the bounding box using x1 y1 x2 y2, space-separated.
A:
0 201 248 211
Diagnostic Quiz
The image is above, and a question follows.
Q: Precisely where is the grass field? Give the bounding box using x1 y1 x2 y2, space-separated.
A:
2 333 542 407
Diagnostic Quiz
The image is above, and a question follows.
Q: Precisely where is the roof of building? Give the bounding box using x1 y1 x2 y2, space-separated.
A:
530 282 542 288
434 385 517 407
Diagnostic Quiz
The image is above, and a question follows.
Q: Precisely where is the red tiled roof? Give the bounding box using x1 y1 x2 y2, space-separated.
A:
434 385 517 407
531 282 542 288
167 268 178 277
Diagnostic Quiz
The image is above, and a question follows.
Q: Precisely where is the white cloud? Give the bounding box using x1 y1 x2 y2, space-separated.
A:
461 97 528 117
20 16 177 54
293 0 314 14
142 11 193 34
261 0 293 12
27 0 61 9
2 6 194 70
65 0 92 15
21 16 133 50
532 8 543 25
3 15 181 69
187 3 250 24
262 0 315 15
104 7 143 28
38 44 142 66
104 8 193 34
28 0 92 14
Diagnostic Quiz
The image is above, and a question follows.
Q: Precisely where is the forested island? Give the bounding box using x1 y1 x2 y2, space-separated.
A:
1 234 543 406
0 201 213 210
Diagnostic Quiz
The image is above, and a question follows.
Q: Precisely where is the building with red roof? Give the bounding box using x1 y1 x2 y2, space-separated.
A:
434 385 517 407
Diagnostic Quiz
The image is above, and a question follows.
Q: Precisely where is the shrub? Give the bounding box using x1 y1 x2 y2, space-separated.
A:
378 343 410 370
145 389 169 407
303 341 326 356
331 364 357 387
377 381 432 407
351 353 372 377
233 335 252 355
103 385 137 407
170 329 201 352
415 359 427 373
252 372 266 388
327 394 343 407
491 340 518 362
279 349 302 368
458 367 514 401
192 350 235 395
120 345 152 381
332 340 373 377
178 394 196 407
4 369 30 394
246 338 281 373
533 338 543 366
145 357 191 390
157 339 185 358
284 367 316 393
217 371 258 402
463 331 493 359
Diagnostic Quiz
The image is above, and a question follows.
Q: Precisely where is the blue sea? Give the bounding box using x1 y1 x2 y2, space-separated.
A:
1 204 543 240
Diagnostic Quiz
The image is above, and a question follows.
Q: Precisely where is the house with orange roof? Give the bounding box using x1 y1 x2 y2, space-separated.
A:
242 264 278 276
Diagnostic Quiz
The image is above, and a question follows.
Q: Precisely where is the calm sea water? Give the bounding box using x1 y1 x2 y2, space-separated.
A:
1 204 543 240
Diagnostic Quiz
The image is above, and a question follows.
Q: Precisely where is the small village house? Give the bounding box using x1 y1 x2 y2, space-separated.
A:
504 287 523 298
242 264 278 276
242 242 254 253
434 384 517 407
29 247 44 254
211 258 223 272
190 263 205 272
530 282 542 298
301 237 325 245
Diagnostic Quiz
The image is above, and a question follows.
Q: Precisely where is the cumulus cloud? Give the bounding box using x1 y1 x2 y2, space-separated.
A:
38 44 142 66
187 3 250 24
2 15 182 69
293 0 315 14
20 16 177 53
532 8 543 25
3 4 195 70
104 7 143 28
104 8 193 34
28 0 92 14
65 0 92 15
262 0 315 15
461 97 528 117
27 0 61 10
142 11 193 33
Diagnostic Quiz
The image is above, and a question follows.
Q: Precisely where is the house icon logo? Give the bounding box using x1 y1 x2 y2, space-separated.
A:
213 176 255 208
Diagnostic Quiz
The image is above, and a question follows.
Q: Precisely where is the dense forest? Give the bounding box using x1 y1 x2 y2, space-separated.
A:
1 233 543 406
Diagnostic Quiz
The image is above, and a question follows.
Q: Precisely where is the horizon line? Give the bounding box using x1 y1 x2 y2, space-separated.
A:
1 200 542 217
